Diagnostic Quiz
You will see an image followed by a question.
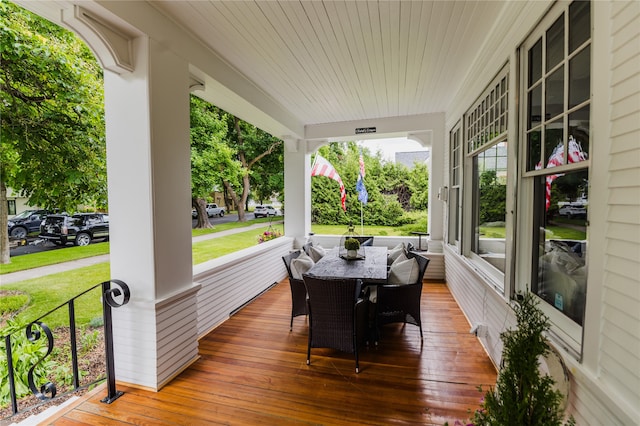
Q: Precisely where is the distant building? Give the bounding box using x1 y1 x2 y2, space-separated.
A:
395 150 430 169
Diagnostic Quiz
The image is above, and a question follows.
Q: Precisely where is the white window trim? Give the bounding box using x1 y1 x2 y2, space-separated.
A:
516 0 591 359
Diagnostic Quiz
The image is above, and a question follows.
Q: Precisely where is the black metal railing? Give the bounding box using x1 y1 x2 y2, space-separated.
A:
1 279 130 418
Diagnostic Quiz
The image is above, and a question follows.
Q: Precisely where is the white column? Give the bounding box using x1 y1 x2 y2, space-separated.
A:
103 36 198 389
410 124 445 253
283 138 311 248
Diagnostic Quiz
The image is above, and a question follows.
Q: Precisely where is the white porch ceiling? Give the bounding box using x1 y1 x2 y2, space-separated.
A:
151 1 507 128
16 0 509 138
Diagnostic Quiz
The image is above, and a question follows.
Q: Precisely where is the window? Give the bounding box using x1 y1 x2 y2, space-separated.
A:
522 1 590 336
465 65 510 289
7 200 16 216
448 124 462 248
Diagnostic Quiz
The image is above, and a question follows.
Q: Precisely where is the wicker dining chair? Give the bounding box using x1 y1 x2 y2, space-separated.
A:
281 250 309 331
302 275 369 373
376 251 430 339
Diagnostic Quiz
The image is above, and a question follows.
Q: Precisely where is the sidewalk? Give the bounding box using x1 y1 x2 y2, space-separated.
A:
0 221 281 285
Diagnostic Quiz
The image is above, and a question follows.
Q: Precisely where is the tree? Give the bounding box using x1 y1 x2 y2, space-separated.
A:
478 170 507 224
472 293 574 426
407 162 429 210
0 1 106 263
189 96 240 228
220 114 283 222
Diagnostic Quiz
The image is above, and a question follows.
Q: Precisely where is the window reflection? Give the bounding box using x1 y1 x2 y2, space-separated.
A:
532 169 588 325
472 142 508 273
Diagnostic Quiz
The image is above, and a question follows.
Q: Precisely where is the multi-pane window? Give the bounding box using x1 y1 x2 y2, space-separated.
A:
448 124 461 248
466 65 510 288
523 0 591 328
7 200 17 216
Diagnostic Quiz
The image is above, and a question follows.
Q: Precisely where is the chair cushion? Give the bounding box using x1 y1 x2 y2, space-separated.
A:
391 252 408 267
308 245 326 263
388 257 419 285
291 252 315 280
387 242 406 265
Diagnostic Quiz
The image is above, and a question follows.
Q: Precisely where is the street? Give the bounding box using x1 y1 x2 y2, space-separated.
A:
9 213 243 257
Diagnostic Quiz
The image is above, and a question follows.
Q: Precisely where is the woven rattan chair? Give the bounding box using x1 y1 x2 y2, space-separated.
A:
281 250 309 331
376 251 430 340
302 275 369 373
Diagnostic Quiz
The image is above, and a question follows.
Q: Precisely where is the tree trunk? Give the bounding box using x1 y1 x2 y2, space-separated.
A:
192 197 213 229
0 180 11 264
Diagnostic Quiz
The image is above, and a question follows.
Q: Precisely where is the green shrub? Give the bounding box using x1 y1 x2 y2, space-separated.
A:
0 319 55 408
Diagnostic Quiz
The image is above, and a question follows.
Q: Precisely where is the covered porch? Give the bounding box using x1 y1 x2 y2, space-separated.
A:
42 279 496 425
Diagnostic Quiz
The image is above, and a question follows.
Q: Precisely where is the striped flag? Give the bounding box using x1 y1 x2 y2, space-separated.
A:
311 154 346 211
539 136 588 210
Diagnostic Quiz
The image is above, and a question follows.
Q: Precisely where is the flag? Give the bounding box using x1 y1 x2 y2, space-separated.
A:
538 136 587 210
311 154 346 211
357 151 368 204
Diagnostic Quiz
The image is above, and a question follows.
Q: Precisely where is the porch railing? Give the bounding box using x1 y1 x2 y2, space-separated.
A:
1 279 130 419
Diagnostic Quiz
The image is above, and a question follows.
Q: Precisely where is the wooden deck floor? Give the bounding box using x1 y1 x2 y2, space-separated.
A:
42 280 496 425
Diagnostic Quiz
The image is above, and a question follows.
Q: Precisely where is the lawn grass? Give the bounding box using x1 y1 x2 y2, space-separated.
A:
1 263 110 329
479 225 586 240
1 217 281 275
1 224 284 330
192 224 283 264
311 222 428 236
1 242 111 275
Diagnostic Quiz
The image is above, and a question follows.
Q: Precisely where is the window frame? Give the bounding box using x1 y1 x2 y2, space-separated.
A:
517 0 592 359
447 122 462 251
462 64 511 293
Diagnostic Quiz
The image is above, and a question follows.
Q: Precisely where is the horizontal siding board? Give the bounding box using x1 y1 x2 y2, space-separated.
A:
610 73 640 104
601 268 640 296
610 93 640 123
606 205 640 225
603 286 640 319
609 110 640 137
607 187 640 205
605 238 640 261
608 168 640 187
195 240 292 336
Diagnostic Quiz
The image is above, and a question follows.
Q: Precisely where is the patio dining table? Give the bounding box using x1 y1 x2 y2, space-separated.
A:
306 246 388 284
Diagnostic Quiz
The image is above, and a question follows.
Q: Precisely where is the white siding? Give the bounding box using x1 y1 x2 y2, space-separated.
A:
194 237 294 337
601 0 640 417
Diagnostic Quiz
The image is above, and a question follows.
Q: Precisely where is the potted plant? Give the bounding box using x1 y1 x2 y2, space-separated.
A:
466 292 575 426
344 238 360 259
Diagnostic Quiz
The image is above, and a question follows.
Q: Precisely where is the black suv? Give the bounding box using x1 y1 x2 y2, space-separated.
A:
7 209 51 238
40 213 109 246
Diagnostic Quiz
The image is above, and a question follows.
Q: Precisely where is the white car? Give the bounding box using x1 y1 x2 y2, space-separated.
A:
254 205 278 218
558 204 587 218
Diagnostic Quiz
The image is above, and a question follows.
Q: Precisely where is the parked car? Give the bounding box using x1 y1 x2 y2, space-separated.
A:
558 204 587 219
7 209 52 238
39 213 109 246
253 205 278 218
205 203 225 217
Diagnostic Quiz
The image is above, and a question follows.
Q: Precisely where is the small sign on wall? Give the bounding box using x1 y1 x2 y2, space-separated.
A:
355 127 377 134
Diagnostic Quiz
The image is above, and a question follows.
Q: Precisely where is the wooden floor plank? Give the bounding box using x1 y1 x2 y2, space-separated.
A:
42 281 496 425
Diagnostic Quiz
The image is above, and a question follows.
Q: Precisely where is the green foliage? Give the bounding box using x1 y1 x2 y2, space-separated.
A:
0 1 107 212
478 170 506 224
0 293 29 316
408 162 429 210
344 238 360 250
311 143 419 226
0 319 55 408
471 293 573 426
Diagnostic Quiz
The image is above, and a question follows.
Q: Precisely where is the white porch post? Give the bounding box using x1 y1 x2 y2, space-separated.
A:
103 37 199 390
410 125 445 253
283 138 311 247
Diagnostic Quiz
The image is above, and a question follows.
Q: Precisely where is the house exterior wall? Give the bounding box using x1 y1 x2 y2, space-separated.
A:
444 1 639 423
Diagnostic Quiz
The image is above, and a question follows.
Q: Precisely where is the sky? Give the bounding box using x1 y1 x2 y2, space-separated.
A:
357 137 428 162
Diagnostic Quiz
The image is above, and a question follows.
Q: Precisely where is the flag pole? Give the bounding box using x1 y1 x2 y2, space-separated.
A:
360 203 364 235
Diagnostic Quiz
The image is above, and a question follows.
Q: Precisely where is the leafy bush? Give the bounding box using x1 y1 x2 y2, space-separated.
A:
0 319 55 408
